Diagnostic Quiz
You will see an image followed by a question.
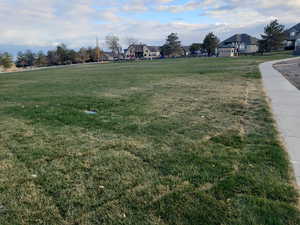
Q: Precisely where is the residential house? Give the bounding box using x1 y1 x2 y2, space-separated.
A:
182 46 191 56
295 39 300 56
102 52 114 61
284 23 300 50
125 44 161 59
218 44 235 57
218 33 259 57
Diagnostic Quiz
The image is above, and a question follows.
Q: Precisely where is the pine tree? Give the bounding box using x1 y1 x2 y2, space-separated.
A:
161 33 183 57
56 44 69 65
190 43 203 55
261 20 286 52
203 33 219 56
25 50 36 67
0 52 13 69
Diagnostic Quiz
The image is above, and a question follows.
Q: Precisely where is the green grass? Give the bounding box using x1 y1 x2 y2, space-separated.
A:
0 51 299 225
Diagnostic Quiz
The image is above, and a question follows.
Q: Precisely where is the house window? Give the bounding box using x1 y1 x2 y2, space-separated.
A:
239 43 245 50
291 32 296 36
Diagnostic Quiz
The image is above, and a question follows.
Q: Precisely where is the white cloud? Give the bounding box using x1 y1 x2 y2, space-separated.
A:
100 9 123 22
122 0 149 12
0 0 299 53
157 1 203 13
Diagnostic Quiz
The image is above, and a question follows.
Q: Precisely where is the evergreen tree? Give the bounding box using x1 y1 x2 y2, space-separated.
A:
258 40 268 55
203 32 219 56
35 51 48 67
161 33 183 57
56 43 69 65
261 20 286 52
68 49 80 64
24 50 36 67
0 52 13 69
160 44 172 57
190 43 203 55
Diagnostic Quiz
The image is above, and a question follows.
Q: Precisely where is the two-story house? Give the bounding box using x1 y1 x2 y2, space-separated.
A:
284 23 300 50
125 44 161 59
218 34 259 57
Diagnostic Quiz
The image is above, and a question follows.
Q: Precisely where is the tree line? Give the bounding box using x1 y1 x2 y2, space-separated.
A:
161 20 288 57
159 32 219 57
15 44 105 68
0 35 124 70
0 20 291 70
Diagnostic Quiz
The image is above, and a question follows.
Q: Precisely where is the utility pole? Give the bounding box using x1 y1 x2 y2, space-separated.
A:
96 36 101 63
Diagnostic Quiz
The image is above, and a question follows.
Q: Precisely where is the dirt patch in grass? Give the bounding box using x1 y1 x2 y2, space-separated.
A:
274 58 300 90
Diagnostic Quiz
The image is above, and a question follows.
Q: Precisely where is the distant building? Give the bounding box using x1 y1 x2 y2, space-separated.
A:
125 44 161 59
284 23 300 50
218 44 235 57
182 46 191 56
218 33 259 57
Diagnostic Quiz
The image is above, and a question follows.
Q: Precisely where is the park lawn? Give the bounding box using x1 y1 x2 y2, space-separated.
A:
0 52 299 225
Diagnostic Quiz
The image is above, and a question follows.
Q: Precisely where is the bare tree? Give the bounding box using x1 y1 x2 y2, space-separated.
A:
105 35 122 58
126 37 139 46
78 47 89 63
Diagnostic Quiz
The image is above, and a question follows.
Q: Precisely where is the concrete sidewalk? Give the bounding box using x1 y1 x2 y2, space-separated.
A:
260 57 300 186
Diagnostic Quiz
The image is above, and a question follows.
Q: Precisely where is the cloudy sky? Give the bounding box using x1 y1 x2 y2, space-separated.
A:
0 0 299 54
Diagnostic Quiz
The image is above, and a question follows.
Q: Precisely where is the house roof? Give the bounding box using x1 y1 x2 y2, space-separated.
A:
219 43 235 49
220 34 259 46
128 44 160 52
128 44 146 52
287 23 300 33
147 46 160 52
286 23 300 41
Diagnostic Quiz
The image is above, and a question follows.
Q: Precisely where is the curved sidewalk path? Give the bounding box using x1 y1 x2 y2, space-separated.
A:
260 57 300 186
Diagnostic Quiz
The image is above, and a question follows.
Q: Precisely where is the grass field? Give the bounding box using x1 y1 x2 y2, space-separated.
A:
0 52 299 225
